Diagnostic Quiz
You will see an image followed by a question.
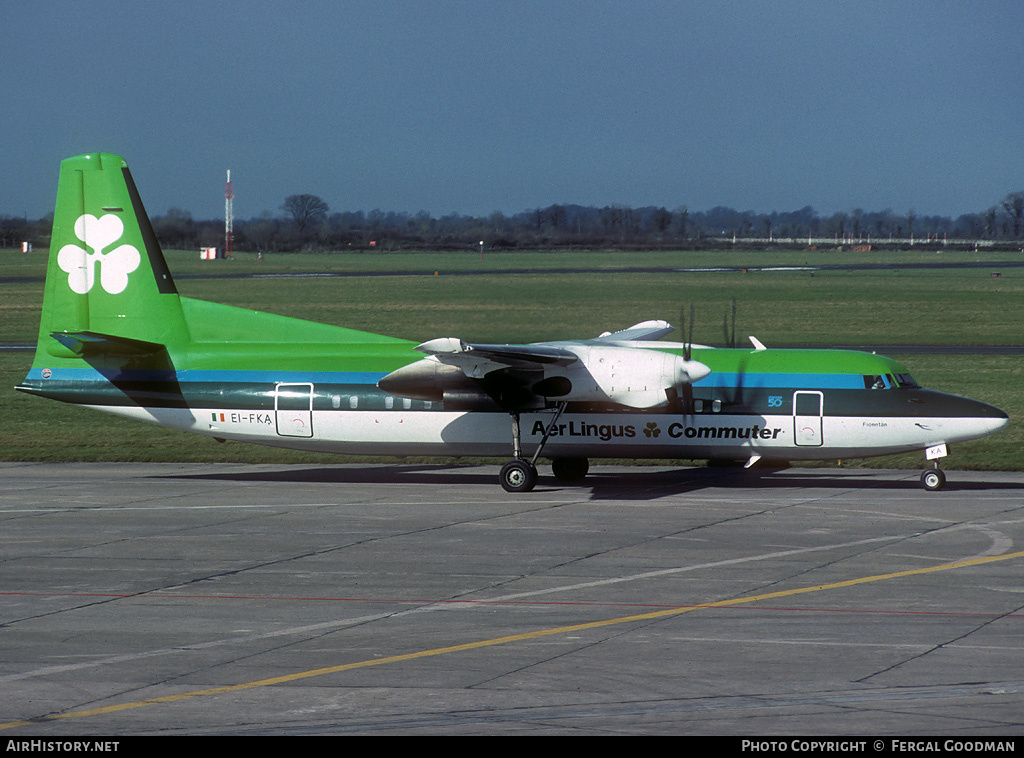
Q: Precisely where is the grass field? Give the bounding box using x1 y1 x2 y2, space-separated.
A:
6 245 1022 279
2 247 1021 469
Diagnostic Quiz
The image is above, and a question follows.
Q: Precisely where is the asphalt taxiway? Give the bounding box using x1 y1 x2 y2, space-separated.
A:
2 461 1023 736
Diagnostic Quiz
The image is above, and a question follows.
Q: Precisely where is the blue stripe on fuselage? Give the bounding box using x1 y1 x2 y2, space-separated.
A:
695 372 864 390
27 367 866 390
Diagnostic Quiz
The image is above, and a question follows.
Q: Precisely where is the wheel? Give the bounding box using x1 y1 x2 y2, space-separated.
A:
551 457 589 483
500 460 538 493
921 468 946 491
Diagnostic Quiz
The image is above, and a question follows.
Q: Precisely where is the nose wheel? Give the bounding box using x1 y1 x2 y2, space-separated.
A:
921 443 949 491
921 467 946 491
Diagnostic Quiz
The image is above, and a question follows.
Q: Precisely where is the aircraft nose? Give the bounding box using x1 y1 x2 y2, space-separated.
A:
968 396 1009 422
976 409 1009 440
945 395 1009 441
979 401 1009 433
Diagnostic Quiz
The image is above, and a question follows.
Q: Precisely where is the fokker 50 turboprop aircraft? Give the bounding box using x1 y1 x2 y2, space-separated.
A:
17 154 1009 492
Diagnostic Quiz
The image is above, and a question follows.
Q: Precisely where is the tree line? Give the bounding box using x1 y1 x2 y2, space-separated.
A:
4 191 1024 253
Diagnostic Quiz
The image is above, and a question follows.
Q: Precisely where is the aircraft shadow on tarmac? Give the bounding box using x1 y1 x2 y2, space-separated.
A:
154 465 1024 501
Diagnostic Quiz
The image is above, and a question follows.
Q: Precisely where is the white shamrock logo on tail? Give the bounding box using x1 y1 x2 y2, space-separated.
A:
57 214 141 294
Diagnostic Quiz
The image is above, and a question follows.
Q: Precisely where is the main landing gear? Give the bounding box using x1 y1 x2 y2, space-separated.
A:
551 456 590 482
499 459 537 493
499 403 581 493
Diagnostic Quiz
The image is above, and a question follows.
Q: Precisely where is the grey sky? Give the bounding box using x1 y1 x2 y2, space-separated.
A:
3 1 1022 221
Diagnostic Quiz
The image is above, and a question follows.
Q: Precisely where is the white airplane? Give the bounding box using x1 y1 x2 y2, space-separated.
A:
17 153 1009 492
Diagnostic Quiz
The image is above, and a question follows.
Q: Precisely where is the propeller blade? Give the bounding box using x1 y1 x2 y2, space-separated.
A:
679 303 695 361
723 297 737 348
687 303 695 360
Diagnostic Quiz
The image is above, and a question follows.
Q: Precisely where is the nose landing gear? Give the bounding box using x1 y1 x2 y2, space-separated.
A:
921 467 946 491
921 443 949 491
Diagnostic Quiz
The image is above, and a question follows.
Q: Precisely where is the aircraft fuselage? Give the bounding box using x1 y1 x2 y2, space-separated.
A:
18 345 1007 462
16 153 1009 492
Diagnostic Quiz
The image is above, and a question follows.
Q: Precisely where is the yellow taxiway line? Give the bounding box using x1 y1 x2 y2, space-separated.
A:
3 549 1022 731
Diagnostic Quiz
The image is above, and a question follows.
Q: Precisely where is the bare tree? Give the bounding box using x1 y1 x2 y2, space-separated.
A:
282 194 329 231
651 207 673 234
674 205 689 238
982 207 997 238
1001 192 1024 238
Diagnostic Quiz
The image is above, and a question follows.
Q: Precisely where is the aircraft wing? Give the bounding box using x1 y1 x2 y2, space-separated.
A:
415 337 577 379
415 319 675 375
389 321 710 410
590 319 675 343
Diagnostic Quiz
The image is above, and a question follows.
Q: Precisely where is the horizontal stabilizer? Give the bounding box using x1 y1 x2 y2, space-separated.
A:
50 331 165 356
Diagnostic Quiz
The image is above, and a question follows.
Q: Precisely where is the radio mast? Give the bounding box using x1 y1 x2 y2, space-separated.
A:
224 169 234 259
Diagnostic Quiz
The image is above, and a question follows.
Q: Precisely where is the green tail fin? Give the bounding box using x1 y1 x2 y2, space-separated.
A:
39 153 188 360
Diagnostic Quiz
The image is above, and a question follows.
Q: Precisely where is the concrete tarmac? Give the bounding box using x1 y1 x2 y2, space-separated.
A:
1 461 1023 736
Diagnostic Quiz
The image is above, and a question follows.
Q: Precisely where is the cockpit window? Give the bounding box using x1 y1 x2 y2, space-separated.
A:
863 375 887 390
864 373 920 390
893 373 920 388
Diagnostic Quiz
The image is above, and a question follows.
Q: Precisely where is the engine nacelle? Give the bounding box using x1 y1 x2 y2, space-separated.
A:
377 344 709 410
544 345 709 408
376 358 544 410
377 359 467 401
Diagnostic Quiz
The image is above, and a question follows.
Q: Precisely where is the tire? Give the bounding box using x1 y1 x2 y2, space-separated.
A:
921 468 946 491
500 460 538 493
551 457 589 483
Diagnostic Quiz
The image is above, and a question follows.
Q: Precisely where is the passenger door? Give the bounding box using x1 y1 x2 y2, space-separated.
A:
275 383 314 438
793 391 823 446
